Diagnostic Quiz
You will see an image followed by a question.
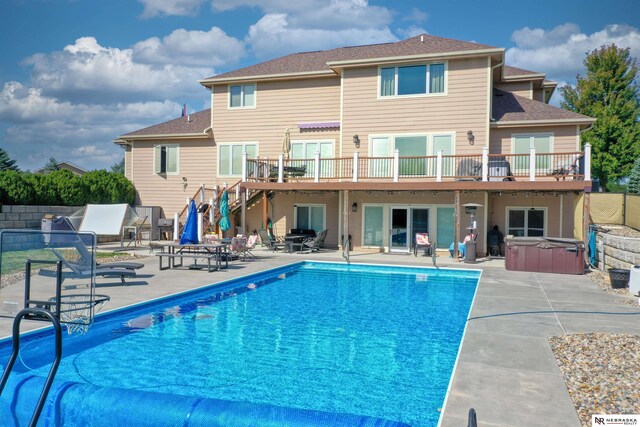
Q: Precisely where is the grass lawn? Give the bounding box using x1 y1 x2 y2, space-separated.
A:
1 248 123 276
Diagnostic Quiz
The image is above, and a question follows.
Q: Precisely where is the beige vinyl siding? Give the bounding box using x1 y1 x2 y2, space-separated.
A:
533 88 545 102
212 77 341 161
489 125 580 154
494 81 532 99
341 57 489 157
129 138 216 217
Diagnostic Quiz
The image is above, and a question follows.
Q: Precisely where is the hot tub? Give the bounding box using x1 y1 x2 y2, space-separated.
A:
505 237 585 275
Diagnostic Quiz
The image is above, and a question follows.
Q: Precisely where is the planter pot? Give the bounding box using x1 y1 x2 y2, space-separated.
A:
609 268 630 289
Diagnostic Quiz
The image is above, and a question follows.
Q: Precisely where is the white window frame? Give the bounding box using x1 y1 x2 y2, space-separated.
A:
511 132 554 173
217 142 258 178
505 206 548 237
377 61 448 99
228 83 257 109
293 204 326 232
290 139 335 178
153 144 179 175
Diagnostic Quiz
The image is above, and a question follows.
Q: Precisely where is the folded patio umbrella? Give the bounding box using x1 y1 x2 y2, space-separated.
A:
180 200 199 244
219 190 231 232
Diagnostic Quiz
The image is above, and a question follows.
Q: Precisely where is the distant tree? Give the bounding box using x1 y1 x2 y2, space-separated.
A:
43 157 60 173
0 148 19 171
629 157 640 194
561 44 640 191
110 158 125 175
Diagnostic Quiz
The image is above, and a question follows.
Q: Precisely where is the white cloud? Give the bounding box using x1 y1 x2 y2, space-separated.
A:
0 81 182 170
247 13 397 58
23 37 214 104
404 7 428 23
133 27 245 67
507 24 640 82
139 0 204 18
396 25 427 40
210 0 396 57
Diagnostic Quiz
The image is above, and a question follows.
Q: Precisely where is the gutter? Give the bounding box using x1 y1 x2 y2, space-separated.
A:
490 55 505 121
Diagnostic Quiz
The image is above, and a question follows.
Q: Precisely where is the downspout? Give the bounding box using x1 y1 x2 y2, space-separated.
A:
489 54 505 122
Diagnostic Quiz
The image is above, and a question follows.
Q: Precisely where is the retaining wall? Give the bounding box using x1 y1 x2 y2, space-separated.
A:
596 233 640 270
0 205 81 230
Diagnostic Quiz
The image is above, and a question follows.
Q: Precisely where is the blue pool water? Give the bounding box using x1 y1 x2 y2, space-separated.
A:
0 262 480 426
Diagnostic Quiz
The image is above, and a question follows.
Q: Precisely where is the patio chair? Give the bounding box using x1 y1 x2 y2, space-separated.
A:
244 234 259 259
299 229 327 254
259 230 285 251
230 236 252 261
413 232 432 257
72 240 144 271
549 155 580 181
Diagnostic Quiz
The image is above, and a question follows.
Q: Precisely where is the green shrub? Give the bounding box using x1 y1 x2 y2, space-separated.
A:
0 169 135 206
0 171 34 205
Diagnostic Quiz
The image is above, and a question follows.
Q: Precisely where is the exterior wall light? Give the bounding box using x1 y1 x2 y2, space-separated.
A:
353 135 360 148
467 130 475 145
351 202 358 212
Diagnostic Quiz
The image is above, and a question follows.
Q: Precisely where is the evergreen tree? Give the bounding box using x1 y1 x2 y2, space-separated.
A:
110 158 125 175
629 157 640 194
43 157 60 173
0 148 19 171
561 44 640 191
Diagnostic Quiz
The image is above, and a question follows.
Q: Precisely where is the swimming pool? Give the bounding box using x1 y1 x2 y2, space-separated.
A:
0 262 480 426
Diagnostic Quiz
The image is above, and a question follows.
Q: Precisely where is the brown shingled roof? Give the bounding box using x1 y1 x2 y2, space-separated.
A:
493 90 594 123
206 34 498 81
122 109 211 137
503 65 544 78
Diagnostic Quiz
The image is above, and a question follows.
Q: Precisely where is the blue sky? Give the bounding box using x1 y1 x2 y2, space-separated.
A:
0 0 638 171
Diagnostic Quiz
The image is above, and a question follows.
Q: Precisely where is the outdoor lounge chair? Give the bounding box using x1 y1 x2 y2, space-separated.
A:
413 232 432 256
299 229 327 253
41 248 137 285
72 240 144 271
259 230 286 251
243 234 259 259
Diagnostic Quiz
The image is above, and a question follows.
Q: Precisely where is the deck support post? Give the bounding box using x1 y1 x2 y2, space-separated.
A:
481 147 488 182
314 151 320 182
393 150 399 183
263 191 269 233
241 151 248 182
454 190 460 259
584 143 591 181
278 155 284 183
436 150 443 182
352 152 359 182
529 147 536 181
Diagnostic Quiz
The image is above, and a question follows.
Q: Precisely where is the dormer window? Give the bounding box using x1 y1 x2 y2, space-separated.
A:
380 63 446 97
229 83 255 108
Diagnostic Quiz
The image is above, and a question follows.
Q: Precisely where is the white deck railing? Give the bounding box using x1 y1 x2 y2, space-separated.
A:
243 144 592 184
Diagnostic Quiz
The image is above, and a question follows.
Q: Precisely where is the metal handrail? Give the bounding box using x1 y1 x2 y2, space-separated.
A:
468 408 477 427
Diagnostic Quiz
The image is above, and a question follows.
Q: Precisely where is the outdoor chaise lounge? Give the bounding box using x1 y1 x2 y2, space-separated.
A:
299 229 327 253
40 248 138 285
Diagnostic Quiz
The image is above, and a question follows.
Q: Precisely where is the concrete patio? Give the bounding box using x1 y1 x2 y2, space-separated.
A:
1 244 638 426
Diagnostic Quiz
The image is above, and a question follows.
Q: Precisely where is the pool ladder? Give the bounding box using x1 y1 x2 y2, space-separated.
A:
0 260 64 427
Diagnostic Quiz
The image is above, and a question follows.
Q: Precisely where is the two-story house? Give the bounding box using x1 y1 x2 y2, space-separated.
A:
115 34 595 256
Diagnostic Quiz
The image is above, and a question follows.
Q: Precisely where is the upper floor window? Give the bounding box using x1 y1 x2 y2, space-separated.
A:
219 143 257 176
380 63 445 97
154 144 179 175
229 84 255 108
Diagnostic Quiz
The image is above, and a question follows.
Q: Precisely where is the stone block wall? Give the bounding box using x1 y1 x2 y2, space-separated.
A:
0 205 81 230
596 233 640 270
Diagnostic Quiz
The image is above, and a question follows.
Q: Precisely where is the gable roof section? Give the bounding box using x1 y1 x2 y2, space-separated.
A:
118 109 211 140
492 90 594 125
503 65 544 79
202 34 500 84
